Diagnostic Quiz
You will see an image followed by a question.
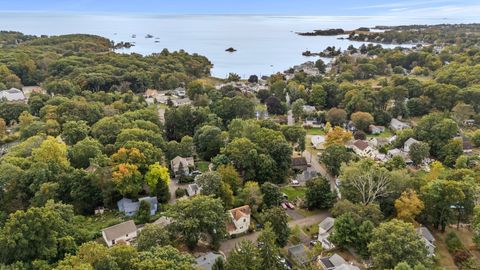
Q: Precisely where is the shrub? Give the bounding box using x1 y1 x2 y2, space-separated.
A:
446 231 464 253
175 188 187 198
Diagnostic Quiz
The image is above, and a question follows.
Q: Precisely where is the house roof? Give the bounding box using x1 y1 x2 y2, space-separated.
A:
416 227 435 243
390 118 410 129
291 157 308 167
171 156 194 171
153 216 172 227
0 88 26 101
404 138 420 148
102 220 137 242
353 140 369 151
288 244 308 264
195 252 223 270
319 217 335 232
229 205 251 221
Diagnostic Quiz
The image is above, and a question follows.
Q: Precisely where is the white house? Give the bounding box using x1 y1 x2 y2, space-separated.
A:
350 140 376 158
172 98 192 107
187 183 202 197
319 253 359 270
102 220 138 247
416 227 436 257
318 217 335 250
403 137 420 153
302 105 317 114
390 118 410 131
0 88 27 102
227 205 251 235
311 135 326 150
369 125 385 135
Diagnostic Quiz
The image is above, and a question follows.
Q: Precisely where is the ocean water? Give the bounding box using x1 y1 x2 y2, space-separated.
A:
0 13 472 78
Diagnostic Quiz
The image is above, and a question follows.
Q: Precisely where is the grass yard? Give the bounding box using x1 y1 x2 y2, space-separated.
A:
367 129 394 138
280 186 307 200
255 104 267 111
196 161 210 172
74 211 126 240
305 128 325 135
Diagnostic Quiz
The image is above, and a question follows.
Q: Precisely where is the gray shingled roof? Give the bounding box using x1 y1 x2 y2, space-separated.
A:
102 220 137 242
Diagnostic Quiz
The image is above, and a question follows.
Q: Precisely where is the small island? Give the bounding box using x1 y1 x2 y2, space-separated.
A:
114 41 135 49
225 47 237 52
145 34 154 38
297 27 370 36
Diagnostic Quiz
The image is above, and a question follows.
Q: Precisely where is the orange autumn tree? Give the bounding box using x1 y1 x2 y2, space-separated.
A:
112 163 143 197
111 147 146 167
325 126 352 146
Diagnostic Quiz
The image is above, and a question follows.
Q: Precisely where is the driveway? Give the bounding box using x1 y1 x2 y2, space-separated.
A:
219 210 330 256
302 142 336 190
287 110 294 126
286 209 304 221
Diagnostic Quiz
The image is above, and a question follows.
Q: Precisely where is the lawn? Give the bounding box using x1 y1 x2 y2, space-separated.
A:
196 161 210 172
280 186 307 200
255 104 267 111
367 129 394 138
74 211 126 240
305 128 325 135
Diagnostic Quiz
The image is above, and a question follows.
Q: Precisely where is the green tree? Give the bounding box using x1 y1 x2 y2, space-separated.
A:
32 136 70 168
320 144 352 176
134 245 195 270
305 177 336 209
326 107 347 126
217 164 242 194
310 84 327 109
136 224 171 251
351 111 374 132
409 142 430 166
368 219 429 270
166 195 227 249
260 182 283 208
69 137 103 169
225 240 261 270
212 257 225 270
439 139 463 167
261 207 290 247
291 98 306 122
238 181 263 213
136 200 151 224
194 125 224 160
196 171 234 208
145 162 170 194
258 223 284 270
61 120 90 145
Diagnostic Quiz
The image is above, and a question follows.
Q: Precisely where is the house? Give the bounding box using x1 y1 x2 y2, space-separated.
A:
302 105 317 114
369 125 385 134
170 156 195 177
0 88 27 102
416 227 435 257
458 135 474 154
102 220 138 247
304 117 323 127
227 205 251 235
464 119 476 126
368 137 389 148
346 121 356 132
294 168 318 184
117 197 158 217
21 86 44 97
173 87 187 97
153 216 172 227
350 140 376 158
311 135 326 150
172 98 192 107
195 252 223 270
288 244 309 266
187 183 201 197
318 253 359 270
390 118 410 131
291 156 308 171
403 138 420 153
144 89 159 98
318 217 335 249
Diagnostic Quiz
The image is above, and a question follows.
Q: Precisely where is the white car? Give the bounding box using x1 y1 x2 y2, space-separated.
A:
291 180 299 186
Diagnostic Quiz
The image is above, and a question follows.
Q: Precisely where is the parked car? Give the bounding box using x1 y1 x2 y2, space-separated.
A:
286 202 295 209
281 203 288 209
309 240 318 246
291 180 299 186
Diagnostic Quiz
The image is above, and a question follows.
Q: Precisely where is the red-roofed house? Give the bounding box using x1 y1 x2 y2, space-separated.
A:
227 205 251 235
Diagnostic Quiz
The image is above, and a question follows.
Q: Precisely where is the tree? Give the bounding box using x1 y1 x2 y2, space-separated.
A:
134 245 195 270
472 206 480 248
261 207 290 247
326 108 347 126
69 137 103 168
414 114 458 157
217 164 242 194
136 200 151 224
368 219 429 269
136 224 171 251
331 200 384 225
61 120 90 145
196 171 234 208
439 139 463 167
32 136 70 168
315 59 326 73
339 160 392 205
225 240 261 270
305 177 336 210
261 182 283 208
351 111 374 132
281 126 306 152
238 181 263 213
452 102 475 124
248 75 259 83
258 223 284 270
0 201 77 263
320 144 352 176
111 163 143 197
395 189 424 222
421 180 466 231
330 213 358 248
166 195 227 249
291 98 306 122
194 125 224 160
212 257 225 270
310 84 327 109
265 96 287 115
325 126 352 146
409 142 430 166
145 162 170 194
0 117 7 137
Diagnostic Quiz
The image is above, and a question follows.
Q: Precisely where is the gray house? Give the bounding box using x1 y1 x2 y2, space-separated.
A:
0 88 26 102
288 244 309 265
195 252 223 270
117 197 158 217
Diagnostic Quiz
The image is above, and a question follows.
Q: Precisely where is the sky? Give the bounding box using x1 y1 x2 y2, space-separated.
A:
0 0 479 18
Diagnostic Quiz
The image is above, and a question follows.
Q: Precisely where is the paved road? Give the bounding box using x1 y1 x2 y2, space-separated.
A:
301 143 336 190
219 211 330 256
287 110 294 126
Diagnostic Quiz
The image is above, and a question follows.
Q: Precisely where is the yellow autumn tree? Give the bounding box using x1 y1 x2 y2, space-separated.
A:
325 126 352 146
395 189 425 222
425 161 445 182
32 136 69 167
112 163 143 197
